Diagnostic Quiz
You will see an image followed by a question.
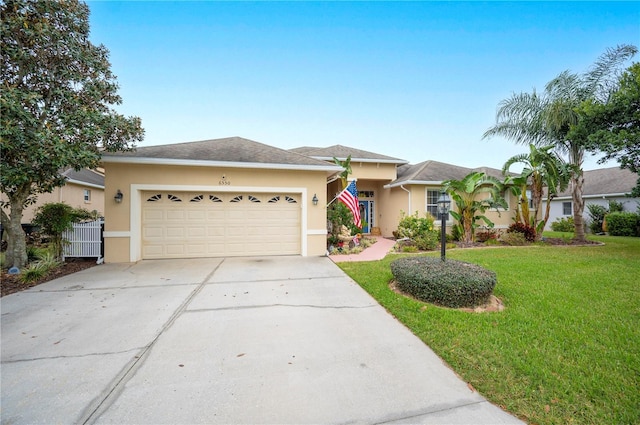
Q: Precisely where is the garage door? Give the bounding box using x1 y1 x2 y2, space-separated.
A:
141 192 301 259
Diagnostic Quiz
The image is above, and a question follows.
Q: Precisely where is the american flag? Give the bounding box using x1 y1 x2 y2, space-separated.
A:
338 180 361 228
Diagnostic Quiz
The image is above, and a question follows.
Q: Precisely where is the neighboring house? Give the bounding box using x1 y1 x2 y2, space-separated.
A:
0 168 105 224
100 137 341 263
543 167 640 230
100 137 518 263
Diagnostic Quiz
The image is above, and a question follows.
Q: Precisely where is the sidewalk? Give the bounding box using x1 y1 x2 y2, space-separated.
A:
329 236 396 262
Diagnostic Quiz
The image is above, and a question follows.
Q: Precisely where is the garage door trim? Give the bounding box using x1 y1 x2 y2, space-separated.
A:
129 184 309 262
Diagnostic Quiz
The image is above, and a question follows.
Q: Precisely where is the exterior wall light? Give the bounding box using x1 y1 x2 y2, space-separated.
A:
437 189 451 262
312 194 318 206
114 190 124 204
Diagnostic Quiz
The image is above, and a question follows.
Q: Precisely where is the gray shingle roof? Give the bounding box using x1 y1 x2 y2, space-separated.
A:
61 168 104 188
388 161 507 187
102 137 339 170
290 145 408 164
557 167 638 197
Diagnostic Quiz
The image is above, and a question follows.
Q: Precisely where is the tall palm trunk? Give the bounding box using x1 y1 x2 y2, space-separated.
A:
572 171 586 242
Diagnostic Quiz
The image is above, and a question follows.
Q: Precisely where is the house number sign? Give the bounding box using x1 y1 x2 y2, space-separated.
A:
219 175 231 185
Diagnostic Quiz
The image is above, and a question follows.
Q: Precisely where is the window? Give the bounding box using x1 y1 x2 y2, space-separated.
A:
426 189 440 218
526 190 534 210
83 189 91 202
563 202 572 216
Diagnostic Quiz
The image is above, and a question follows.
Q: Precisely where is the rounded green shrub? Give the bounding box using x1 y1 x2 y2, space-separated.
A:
390 257 497 308
605 212 640 236
550 216 575 232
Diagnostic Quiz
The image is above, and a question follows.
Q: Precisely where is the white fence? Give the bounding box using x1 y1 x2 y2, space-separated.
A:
62 219 104 262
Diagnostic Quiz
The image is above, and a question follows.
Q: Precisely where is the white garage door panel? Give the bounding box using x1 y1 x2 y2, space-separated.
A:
141 192 301 259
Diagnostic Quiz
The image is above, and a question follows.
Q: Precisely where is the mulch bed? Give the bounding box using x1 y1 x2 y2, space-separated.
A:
542 237 601 246
453 238 602 249
1 258 98 297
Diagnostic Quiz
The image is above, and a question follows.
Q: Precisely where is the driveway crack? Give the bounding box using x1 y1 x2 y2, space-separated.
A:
78 259 225 425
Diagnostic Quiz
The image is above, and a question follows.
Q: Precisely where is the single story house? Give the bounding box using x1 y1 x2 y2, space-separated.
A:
101 137 519 263
543 167 640 230
1 168 105 224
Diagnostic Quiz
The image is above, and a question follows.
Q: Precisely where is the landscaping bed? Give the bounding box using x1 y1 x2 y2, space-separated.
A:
1 258 98 297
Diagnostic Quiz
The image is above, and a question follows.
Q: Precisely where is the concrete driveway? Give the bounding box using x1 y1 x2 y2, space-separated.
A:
1 257 523 424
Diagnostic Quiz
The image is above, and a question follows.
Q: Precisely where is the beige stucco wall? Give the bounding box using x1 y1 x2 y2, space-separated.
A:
376 185 519 238
349 162 398 181
1 183 104 223
103 162 329 263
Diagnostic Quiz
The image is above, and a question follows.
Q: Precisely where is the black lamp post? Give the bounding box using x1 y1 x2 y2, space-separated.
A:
437 189 451 262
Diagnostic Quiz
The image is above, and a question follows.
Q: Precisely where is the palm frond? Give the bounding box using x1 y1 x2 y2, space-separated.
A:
584 44 638 101
483 90 554 145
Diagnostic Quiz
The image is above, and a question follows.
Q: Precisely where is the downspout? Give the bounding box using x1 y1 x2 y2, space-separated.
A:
400 185 411 212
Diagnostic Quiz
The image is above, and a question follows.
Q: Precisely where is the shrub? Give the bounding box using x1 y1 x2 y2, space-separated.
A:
32 203 94 259
19 252 61 284
500 231 527 246
551 216 575 233
587 204 608 234
390 257 497 308
507 222 536 242
327 202 361 246
476 227 499 243
451 223 463 242
396 211 435 238
395 211 439 251
414 233 439 251
605 212 640 237
609 200 624 213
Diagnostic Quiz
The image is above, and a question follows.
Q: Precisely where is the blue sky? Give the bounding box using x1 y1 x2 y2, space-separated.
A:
87 1 639 171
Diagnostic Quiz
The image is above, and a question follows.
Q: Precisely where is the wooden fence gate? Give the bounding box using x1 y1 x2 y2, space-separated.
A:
62 219 104 263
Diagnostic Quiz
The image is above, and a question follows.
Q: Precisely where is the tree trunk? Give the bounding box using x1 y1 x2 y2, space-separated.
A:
463 210 474 244
531 180 543 241
4 194 28 269
540 191 554 240
572 171 586 242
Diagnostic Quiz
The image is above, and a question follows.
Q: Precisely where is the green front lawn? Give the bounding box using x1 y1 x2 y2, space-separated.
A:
338 234 640 424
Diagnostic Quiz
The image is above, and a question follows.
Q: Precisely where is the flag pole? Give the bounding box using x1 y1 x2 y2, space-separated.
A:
326 179 357 207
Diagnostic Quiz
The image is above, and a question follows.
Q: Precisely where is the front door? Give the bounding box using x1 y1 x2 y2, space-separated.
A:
359 200 372 233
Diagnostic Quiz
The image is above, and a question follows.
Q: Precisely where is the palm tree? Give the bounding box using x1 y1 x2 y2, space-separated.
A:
484 45 637 241
443 172 506 245
333 155 352 189
502 144 570 239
